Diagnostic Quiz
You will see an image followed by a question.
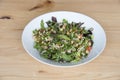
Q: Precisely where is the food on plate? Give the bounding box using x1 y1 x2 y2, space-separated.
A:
33 17 94 63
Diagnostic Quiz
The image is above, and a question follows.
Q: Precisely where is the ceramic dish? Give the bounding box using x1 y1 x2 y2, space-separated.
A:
22 11 106 67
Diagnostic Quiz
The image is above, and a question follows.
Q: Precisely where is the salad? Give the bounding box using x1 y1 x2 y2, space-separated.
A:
33 17 94 63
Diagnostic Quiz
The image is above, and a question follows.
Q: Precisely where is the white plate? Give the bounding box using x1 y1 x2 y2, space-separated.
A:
22 11 106 67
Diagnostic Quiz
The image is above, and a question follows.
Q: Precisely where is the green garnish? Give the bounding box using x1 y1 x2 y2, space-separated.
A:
33 16 94 63
57 35 70 41
40 20 44 29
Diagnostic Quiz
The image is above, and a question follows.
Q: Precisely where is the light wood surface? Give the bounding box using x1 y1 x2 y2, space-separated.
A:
0 0 120 80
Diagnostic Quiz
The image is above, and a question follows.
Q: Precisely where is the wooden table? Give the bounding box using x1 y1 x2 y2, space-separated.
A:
0 0 120 80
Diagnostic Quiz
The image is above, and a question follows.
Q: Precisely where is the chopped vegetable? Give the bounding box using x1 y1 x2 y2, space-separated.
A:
33 17 94 63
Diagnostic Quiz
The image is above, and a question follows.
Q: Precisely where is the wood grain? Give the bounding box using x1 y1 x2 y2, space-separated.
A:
0 0 120 80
